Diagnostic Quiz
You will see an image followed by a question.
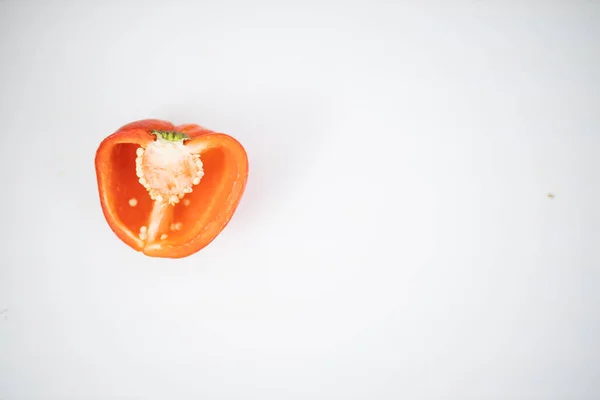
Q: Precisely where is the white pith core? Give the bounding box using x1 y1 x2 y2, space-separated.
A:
135 141 203 205
135 140 204 243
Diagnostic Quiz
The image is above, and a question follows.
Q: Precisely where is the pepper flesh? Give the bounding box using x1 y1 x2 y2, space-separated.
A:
95 119 249 259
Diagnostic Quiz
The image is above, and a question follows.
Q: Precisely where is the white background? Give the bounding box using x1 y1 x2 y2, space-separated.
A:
1 1 599 399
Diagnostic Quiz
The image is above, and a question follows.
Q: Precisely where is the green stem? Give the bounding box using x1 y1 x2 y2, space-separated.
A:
151 130 190 143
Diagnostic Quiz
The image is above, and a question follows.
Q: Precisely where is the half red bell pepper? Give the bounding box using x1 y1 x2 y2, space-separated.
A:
95 119 248 259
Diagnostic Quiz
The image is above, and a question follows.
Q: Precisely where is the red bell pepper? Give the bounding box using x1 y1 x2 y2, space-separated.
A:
94 119 248 259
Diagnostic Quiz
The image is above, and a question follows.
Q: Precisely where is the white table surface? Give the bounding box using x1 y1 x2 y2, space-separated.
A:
1 1 599 399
